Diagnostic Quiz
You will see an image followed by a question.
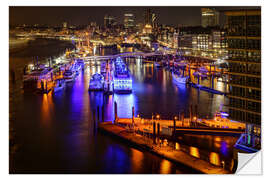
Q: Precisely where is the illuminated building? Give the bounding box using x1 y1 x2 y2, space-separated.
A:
152 13 157 29
144 8 157 28
143 24 152 34
104 15 116 28
173 32 179 48
62 22 67 29
124 13 135 29
177 26 227 59
201 8 219 27
225 9 261 125
144 9 152 25
113 57 132 93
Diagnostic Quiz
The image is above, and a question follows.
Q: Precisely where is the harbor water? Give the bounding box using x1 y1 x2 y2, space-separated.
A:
9 39 238 173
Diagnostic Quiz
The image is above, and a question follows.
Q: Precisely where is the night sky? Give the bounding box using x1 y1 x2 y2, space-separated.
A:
9 6 260 27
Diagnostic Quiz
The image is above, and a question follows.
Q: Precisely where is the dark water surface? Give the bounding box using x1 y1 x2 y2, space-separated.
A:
9 39 237 174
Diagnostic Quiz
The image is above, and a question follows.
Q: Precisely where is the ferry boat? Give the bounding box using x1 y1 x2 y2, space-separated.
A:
88 73 104 91
63 70 75 82
172 71 189 84
53 79 65 93
23 66 54 93
113 57 132 93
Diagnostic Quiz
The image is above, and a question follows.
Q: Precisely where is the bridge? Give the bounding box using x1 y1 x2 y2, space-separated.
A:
81 51 164 61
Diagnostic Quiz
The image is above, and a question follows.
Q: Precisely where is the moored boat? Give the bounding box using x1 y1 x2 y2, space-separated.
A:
23 67 54 93
113 57 132 93
89 73 104 91
63 70 75 82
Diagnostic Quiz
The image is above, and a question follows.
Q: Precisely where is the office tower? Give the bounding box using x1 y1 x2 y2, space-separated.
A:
104 15 116 28
62 22 67 29
225 9 261 125
144 9 151 25
201 8 219 27
124 13 135 29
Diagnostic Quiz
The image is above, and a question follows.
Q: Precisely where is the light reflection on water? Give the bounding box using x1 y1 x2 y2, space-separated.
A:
10 44 235 173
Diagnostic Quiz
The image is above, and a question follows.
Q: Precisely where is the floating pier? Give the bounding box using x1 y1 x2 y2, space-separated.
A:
98 121 231 174
189 82 226 95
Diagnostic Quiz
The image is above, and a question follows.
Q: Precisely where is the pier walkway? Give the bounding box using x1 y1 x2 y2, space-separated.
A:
98 121 231 174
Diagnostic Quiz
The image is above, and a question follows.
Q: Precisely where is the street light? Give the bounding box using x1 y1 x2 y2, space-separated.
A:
174 116 178 121
156 114 160 120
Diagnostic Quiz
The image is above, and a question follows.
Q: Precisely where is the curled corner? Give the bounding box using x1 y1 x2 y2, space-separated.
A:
236 151 262 174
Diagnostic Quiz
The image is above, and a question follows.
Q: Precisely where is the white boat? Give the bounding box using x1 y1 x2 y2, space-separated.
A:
89 73 104 91
113 57 132 93
54 79 65 93
172 71 189 84
63 70 75 82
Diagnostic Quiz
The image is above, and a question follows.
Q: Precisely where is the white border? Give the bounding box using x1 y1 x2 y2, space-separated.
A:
3 0 269 179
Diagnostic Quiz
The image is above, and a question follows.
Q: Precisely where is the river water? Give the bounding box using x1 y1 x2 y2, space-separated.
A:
9 39 238 174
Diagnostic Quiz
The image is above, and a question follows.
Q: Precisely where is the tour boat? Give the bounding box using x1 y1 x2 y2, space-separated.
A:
23 67 54 93
63 70 75 82
113 71 132 93
113 57 132 93
54 79 65 93
88 73 104 91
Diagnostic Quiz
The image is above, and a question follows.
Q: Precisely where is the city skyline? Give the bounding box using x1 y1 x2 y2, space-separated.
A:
10 6 260 27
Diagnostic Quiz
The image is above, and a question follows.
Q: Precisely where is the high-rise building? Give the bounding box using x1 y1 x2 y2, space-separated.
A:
152 13 157 29
144 9 152 25
124 13 135 29
225 9 261 125
62 22 67 29
201 8 219 27
104 15 116 28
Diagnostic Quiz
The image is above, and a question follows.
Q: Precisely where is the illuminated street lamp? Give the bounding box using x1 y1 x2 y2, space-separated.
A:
156 114 160 120
174 116 178 121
